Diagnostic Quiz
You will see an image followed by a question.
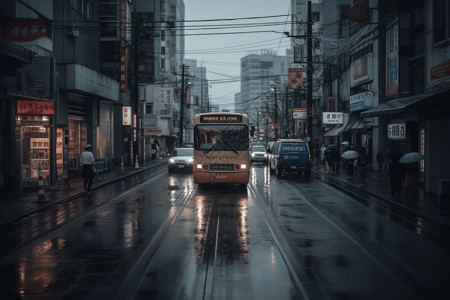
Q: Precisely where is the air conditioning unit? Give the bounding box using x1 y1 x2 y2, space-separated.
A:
68 27 79 38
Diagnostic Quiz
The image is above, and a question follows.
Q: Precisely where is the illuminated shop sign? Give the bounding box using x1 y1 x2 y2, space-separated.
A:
17 100 54 115
322 112 344 124
388 123 405 140
200 115 243 123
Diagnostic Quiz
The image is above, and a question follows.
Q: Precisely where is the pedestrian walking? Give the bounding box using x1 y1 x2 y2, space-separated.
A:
387 149 402 196
80 144 95 191
376 151 384 171
151 143 157 160
357 147 368 186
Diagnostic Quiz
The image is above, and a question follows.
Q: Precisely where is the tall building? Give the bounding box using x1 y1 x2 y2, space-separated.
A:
238 50 288 137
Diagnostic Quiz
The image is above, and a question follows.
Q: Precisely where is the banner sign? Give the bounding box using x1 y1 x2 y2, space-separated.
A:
119 0 127 92
186 88 191 106
6 20 48 42
350 91 373 112
386 23 399 98
144 128 162 136
17 100 54 115
289 68 303 89
122 106 132 125
322 112 343 124
388 123 405 140
293 108 307 120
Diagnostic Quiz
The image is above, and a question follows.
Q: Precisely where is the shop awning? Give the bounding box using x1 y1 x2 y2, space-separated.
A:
323 113 349 137
342 114 357 132
360 94 428 117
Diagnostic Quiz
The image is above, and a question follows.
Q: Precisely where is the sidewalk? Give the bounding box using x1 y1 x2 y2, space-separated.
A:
0 158 167 225
312 161 450 228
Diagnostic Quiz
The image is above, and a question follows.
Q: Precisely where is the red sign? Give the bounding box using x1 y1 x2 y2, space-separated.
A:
17 100 54 115
6 20 48 42
293 108 307 120
430 59 450 80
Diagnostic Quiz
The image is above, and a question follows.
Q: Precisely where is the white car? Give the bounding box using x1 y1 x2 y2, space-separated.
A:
250 145 268 164
168 148 194 173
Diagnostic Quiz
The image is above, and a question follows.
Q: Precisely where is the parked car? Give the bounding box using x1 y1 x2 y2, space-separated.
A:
250 144 268 164
270 139 311 177
168 148 194 173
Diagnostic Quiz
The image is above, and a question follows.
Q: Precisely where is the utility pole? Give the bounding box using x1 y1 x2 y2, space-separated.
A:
285 85 289 138
307 0 313 147
179 64 187 147
273 87 278 140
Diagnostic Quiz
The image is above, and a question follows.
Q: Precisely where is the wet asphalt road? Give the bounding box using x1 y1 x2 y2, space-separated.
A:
1 164 450 299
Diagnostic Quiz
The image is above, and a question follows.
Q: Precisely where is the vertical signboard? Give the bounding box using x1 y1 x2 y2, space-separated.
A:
289 68 303 89
386 23 398 98
123 106 132 125
119 0 127 92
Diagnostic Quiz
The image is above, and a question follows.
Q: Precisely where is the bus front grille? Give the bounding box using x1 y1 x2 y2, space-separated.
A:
209 164 235 171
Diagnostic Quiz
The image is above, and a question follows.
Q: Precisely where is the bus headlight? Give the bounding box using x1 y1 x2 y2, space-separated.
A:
240 164 247 169
196 164 203 169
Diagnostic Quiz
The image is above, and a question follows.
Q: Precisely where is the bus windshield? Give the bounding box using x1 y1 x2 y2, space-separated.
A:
194 124 249 153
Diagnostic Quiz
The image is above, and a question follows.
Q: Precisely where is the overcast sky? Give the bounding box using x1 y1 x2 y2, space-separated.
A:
184 0 292 111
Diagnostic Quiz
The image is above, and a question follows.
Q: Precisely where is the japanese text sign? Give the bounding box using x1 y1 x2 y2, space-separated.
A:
388 123 405 140
154 88 174 118
122 106 132 125
17 100 54 115
322 112 343 124
6 20 48 42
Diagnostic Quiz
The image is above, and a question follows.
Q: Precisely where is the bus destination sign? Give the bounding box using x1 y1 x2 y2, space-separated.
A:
200 115 242 123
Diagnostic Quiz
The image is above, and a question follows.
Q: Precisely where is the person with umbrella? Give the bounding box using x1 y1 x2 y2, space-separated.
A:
400 152 424 200
341 149 359 180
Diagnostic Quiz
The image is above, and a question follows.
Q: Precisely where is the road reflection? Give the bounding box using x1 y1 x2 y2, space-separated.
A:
194 186 249 265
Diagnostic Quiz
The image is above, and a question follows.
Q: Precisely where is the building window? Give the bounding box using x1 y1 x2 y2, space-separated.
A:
433 0 450 43
161 30 165 41
161 58 165 70
146 104 153 114
161 46 165 55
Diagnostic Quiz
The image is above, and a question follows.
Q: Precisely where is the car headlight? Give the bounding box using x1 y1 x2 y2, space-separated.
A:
264 153 268 158
188 158 194 164
251 153 255 157
169 158 175 164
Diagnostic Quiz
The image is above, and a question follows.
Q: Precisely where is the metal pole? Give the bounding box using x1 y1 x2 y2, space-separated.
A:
179 64 186 147
274 87 278 140
307 0 313 147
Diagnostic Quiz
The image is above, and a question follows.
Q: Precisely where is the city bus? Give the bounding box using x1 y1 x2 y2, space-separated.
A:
193 112 250 185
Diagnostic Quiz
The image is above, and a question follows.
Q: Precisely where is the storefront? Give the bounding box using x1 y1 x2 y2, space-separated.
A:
15 99 56 188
